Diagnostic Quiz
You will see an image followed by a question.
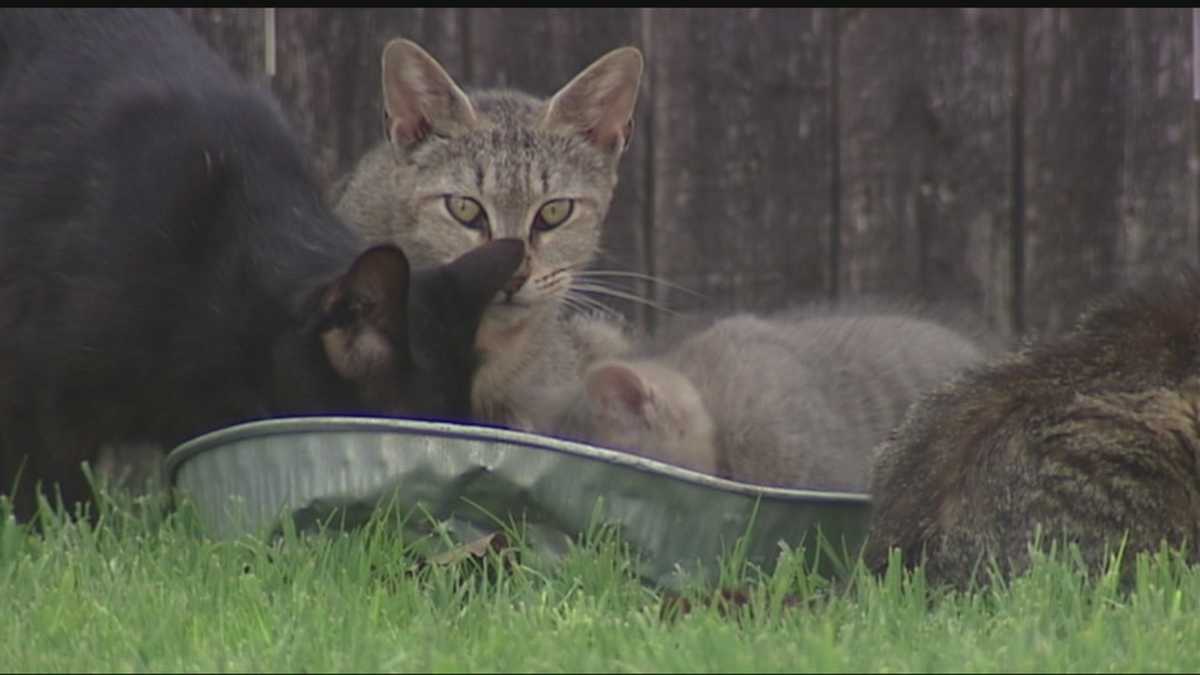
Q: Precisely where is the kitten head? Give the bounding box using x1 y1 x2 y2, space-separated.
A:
350 38 643 330
555 358 719 474
277 238 526 421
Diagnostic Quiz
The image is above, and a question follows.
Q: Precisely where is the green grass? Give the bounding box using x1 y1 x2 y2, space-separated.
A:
4 488 1200 673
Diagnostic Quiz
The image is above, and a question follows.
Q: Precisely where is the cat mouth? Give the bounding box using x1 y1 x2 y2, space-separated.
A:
490 293 531 310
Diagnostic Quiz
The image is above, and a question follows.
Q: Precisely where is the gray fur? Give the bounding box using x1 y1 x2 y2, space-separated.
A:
553 311 988 490
334 39 643 430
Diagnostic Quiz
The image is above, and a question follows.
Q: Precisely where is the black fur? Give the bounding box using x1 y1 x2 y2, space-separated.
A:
0 9 523 520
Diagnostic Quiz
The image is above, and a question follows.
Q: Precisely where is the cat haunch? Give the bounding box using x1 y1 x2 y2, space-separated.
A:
867 269 1200 588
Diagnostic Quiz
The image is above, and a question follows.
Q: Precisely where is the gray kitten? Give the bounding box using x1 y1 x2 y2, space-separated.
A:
552 311 988 491
334 39 643 431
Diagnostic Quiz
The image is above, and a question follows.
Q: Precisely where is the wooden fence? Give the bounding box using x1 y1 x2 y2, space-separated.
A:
179 8 1199 339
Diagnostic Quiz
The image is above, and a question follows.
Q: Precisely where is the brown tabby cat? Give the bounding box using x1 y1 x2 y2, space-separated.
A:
867 269 1200 588
334 39 644 431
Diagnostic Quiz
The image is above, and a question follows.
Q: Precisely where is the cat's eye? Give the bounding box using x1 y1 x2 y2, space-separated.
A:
533 199 574 232
445 195 486 230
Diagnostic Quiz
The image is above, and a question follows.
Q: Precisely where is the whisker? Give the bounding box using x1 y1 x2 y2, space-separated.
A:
571 278 656 298
559 294 596 314
572 270 707 299
570 283 681 316
563 291 623 320
564 262 705 297
560 297 590 316
564 301 624 325
568 288 628 318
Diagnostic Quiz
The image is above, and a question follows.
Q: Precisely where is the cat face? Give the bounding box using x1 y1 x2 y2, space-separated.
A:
356 39 643 331
555 358 719 475
298 238 527 420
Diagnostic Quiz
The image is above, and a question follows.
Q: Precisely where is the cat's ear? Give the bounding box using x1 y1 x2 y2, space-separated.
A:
380 38 478 147
542 46 643 154
437 237 526 323
319 245 414 382
585 360 654 422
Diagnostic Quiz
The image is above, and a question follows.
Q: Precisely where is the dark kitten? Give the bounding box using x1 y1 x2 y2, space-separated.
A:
867 269 1200 588
0 9 523 521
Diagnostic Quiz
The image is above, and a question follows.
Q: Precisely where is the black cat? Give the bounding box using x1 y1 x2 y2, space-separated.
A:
0 9 523 521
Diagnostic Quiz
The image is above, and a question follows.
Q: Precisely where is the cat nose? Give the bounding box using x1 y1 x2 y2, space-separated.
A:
503 269 529 296
502 254 533 297
494 238 530 298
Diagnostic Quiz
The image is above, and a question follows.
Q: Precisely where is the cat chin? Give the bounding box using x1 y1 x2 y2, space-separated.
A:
475 308 530 354
482 295 556 321
483 299 531 321
475 299 557 350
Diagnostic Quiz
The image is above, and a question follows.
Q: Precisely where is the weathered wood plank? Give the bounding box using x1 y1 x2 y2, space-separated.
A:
177 8 266 83
1114 9 1199 287
465 8 651 329
1020 10 1149 334
268 9 464 188
1022 8 1122 337
179 8 464 187
169 8 1200 340
1023 8 1199 336
838 8 1016 336
647 8 834 328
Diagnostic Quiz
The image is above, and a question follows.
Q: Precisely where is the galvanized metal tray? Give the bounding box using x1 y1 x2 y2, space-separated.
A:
165 417 871 590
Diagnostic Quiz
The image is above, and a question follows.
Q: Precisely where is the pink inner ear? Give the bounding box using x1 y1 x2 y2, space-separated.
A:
586 363 649 416
388 113 430 146
382 41 475 146
383 65 433 145
574 84 636 151
545 51 641 152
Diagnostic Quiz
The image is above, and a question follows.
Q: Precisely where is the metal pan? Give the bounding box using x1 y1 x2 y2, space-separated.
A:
165 417 871 590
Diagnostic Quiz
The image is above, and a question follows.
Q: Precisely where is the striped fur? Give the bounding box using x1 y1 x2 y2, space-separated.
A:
334 40 643 430
867 269 1200 587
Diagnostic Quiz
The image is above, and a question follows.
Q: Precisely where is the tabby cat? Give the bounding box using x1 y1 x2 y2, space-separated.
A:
334 38 644 431
867 270 1200 588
